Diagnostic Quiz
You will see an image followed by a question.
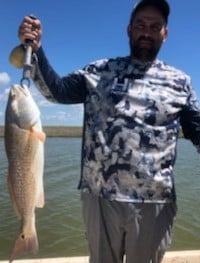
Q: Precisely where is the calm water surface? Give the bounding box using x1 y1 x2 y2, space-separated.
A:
0 138 199 260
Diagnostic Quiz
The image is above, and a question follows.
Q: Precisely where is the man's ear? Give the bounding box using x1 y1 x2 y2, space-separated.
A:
163 27 168 42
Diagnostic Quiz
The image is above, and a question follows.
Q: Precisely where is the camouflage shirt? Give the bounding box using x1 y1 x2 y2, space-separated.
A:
33 47 200 203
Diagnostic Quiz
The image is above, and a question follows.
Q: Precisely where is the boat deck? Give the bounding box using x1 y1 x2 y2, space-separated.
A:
0 250 200 263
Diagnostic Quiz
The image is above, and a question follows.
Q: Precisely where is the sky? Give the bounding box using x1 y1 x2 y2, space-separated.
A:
0 0 200 126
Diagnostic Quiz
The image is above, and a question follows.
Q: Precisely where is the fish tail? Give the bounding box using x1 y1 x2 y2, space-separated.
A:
9 231 38 262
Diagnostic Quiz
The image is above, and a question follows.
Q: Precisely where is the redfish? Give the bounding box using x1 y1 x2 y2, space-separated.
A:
4 84 46 262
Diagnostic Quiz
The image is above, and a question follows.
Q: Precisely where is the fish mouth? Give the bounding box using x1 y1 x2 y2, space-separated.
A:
10 85 30 100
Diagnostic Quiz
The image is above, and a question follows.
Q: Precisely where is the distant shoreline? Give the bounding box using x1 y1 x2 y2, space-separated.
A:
0 126 184 138
0 126 83 137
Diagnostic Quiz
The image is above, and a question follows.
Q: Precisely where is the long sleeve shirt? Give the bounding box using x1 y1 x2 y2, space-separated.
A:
32 47 200 203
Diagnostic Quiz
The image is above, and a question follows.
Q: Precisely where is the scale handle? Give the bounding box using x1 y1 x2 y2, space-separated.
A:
21 14 37 87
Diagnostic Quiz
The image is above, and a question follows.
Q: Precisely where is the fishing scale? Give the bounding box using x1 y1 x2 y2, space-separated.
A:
9 15 37 87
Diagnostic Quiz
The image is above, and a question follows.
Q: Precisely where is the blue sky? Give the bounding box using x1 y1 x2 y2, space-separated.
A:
0 1 200 126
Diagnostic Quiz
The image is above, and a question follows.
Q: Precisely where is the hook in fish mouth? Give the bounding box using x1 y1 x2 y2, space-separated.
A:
11 84 29 96
20 77 31 88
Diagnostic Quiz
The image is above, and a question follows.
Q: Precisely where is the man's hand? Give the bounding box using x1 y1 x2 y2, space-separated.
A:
18 15 42 52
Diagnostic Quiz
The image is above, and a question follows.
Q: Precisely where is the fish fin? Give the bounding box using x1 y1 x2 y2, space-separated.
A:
7 175 21 218
36 189 45 208
35 169 45 208
9 231 38 262
31 127 46 142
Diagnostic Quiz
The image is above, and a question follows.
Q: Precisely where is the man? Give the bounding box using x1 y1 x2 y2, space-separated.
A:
18 0 200 262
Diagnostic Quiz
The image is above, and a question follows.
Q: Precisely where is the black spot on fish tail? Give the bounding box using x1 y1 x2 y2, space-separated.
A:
9 231 39 262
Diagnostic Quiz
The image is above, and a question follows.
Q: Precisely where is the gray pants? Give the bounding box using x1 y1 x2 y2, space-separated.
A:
81 192 177 263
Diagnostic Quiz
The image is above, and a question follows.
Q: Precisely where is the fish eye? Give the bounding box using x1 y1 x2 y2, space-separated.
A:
11 94 16 99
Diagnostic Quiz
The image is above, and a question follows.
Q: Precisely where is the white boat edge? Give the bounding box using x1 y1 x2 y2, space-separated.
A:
0 250 200 263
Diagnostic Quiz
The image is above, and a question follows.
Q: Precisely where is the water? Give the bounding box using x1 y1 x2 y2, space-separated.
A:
0 137 200 260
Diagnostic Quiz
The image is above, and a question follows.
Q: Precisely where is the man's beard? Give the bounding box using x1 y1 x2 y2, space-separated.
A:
130 36 161 62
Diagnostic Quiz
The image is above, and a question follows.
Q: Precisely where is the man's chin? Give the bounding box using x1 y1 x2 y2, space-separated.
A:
132 47 158 62
134 50 156 62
